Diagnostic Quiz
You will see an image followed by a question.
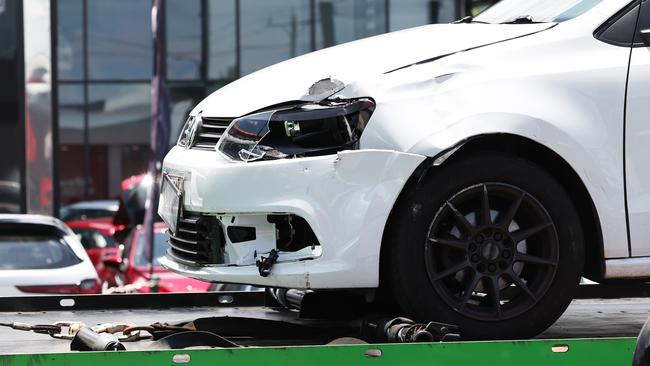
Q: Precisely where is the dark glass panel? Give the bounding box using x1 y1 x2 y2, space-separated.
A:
88 84 151 199
87 0 152 79
315 0 386 49
57 0 84 80
240 0 312 75
58 84 84 144
389 0 458 31
58 85 85 205
208 0 237 80
58 145 86 204
167 0 202 80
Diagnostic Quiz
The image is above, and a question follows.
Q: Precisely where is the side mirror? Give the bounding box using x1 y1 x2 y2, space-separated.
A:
640 29 650 46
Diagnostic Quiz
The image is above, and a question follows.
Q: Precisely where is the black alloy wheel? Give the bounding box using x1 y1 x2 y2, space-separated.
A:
425 183 558 321
386 154 584 339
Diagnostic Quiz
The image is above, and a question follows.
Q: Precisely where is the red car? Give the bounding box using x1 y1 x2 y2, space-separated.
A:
66 218 123 289
108 223 211 293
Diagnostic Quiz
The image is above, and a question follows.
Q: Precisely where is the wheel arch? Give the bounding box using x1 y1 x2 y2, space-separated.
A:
379 133 605 289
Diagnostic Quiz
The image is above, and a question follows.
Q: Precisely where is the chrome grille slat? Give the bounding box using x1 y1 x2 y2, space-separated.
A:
190 117 233 150
198 132 222 139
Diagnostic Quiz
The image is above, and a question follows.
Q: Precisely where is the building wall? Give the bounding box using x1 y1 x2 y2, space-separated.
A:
54 0 495 210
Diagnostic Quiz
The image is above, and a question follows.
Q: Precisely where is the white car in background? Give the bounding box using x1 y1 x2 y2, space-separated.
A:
159 0 650 339
0 215 100 296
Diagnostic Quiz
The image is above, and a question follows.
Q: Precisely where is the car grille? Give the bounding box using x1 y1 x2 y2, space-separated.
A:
191 117 232 150
167 211 225 265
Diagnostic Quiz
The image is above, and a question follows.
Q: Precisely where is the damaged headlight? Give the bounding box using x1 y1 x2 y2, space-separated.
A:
177 114 200 148
216 98 375 162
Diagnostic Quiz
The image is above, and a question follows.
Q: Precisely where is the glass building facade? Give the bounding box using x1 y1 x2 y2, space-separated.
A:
53 0 496 209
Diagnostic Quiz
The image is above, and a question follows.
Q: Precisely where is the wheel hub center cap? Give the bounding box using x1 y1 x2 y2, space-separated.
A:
481 242 501 261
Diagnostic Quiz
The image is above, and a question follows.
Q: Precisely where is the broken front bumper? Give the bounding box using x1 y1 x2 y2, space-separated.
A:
159 146 425 289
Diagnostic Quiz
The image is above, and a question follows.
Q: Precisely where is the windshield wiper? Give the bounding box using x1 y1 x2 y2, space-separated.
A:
453 16 492 24
500 15 546 24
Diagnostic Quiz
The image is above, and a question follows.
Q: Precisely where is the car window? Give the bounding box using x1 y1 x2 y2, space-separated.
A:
475 0 604 23
596 2 641 46
134 231 168 267
0 235 82 270
73 229 116 249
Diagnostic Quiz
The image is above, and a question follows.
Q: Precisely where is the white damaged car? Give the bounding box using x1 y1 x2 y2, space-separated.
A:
159 0 650 339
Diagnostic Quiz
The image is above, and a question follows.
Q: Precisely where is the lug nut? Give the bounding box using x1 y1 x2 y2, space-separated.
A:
475 235 485 244
502 250 511 259
488 264 497 272
469 244 477 252
494 232 503 241
471 254 480 263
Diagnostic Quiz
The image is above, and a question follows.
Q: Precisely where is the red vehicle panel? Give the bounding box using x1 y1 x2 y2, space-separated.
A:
66 218 122 288
117 223 210 293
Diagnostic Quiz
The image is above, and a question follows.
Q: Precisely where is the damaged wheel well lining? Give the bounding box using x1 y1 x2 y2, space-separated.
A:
379 133 605 291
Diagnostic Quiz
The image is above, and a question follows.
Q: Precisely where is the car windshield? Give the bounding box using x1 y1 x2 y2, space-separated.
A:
134 231 168 267
474 0 604 23
73 229 117 249
0 235 82 270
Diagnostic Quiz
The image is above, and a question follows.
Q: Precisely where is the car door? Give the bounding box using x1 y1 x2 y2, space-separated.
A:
626 0 650 256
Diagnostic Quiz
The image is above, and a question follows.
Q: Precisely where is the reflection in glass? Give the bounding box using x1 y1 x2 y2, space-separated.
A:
57 0 84 80
240 0 312 75
315 0 386 49
88 84 151 199
208 0 237 79
24 0 54 215
389 0 458 31
167 0 202 80
58 85 84 144
87 0 152 79
88 84 151 145
58 85 86 204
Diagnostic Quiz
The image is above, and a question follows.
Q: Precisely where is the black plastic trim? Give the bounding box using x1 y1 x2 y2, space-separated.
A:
594 0 642 47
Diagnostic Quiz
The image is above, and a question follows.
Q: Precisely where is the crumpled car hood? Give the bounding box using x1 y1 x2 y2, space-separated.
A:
195 23 554 118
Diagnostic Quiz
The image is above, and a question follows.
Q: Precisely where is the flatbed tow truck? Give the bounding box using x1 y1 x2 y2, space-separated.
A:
0 283 648 366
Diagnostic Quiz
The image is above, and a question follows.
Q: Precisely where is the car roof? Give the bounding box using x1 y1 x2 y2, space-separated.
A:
62 200 120 210
0 214 72 235
65 218 118 233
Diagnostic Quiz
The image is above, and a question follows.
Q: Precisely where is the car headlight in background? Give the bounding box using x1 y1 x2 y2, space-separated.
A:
177 114 201 148
216 98 375 162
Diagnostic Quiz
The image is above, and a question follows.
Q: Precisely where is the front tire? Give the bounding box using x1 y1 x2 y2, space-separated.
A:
386 153 584 340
